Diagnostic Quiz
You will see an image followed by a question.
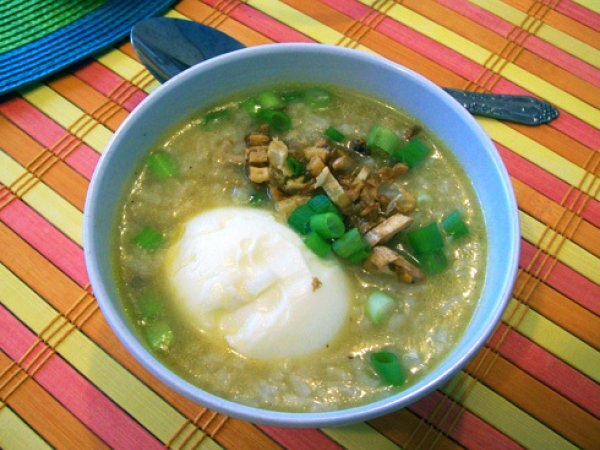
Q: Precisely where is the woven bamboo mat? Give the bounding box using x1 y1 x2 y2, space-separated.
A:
1 0 599 449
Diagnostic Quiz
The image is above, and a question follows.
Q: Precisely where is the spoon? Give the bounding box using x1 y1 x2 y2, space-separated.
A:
131 18 559 126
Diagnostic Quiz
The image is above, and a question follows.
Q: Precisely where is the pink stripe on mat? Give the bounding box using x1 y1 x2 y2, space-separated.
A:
556 0 600 30
0 305 164 450
520 240 600 315
73 62 147 112
408 391 521 450
0 98 98 180
201 0 314 43
259 426 342 450
0 198 88 287
490 324 600 418
437 0 600 86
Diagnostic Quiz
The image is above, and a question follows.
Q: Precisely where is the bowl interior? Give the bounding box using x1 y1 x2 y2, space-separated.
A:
84 44 519 427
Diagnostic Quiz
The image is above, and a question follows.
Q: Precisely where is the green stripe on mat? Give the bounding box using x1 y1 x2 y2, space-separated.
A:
322 423 400 450
0 0 104 55
444 372 577 450
0 406 53 450
0 264 220 450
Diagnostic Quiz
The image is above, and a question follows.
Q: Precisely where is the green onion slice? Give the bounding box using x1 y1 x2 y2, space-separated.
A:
347 247 372 264
304 88 331 108
286 156 305 177
307 194 339 215
324 126 345 142
418 249 448 275
407 222 444 254
257 91 284 110
257 109 292 131
202 108 230 126
442 210 469 239
366 125 401 155
136 291 163 320
288 204 316 234
310 213 345 239
249 190 268 206
282 91 303 103
366 292 395 324
147 151 176 180
144 321 173 351
303 231 331 257
332 228 370 258
241 97 262 116
370 351 406 386
133 227 165 251
393 137 431 168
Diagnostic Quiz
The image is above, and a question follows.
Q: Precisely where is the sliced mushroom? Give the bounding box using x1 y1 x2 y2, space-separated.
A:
267 139 289 173
246 146 269 165
315 167 351 210
282 176 314 195
249 166 269 184
364 213 413 246
304 146 330 162
246 132 270 146
364 246 399 271
306 156 326 177
391 254 424 282
386 189 417 215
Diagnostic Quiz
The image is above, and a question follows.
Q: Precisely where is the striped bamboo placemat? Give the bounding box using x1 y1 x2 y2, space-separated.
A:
1 1 598 449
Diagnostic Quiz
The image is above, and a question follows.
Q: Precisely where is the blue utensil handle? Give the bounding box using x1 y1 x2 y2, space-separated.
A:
443 88 559 125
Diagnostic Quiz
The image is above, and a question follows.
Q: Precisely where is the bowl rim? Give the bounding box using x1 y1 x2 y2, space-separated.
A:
84 42 520 427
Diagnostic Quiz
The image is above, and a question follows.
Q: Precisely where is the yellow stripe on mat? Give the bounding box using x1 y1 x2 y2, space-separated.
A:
0 406 53 450
322 423 400 450
444 372 577 450
96 49 161 94
477 118 600 199
0 264 220 450
359 1 600 127
519 211 600 284
20 86 112 153
0 152 82 246
469 0 600 66
504 299 600 383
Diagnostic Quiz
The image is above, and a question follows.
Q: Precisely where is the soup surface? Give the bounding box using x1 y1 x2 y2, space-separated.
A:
115 85 486 412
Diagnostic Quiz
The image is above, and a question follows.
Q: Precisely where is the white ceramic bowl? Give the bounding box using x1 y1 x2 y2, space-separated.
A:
84 43 519 427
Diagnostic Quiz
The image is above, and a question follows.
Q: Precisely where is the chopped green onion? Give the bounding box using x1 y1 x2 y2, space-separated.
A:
257 109 292 131
366 292 395 324
144 321 173 351
249 190 268 206
324 126 345 142
366 125 401 155
282 91 303 103
393 137 431 168
370 351 405 386
136 291 163 320
288 204 316 234
347 247 371 264
407 222 444 254
332 228 370 258
133 227 165 251
202 108 230 126
286 156 305 177
147 151 176 180
307 194 339 215
304 88 331 108
310 213 345 239
241 97 262 116
303 231 331 257
442 210 469 239
418 249 448 275
257 91 284 110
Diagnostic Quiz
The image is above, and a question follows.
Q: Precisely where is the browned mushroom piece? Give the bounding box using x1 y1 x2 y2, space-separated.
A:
364 213 413 246
282 176 314 195
331 155 357 174
364 246 424 283
315 167 351 210
391 254 424 282
376 163 409 181
386 189 417 214
364 246 399 271
267 183 286 202
246 146 269 165
306 156 326 177
246 131 271 146
248 166 269 184
276 195 311 216
304 146 330 162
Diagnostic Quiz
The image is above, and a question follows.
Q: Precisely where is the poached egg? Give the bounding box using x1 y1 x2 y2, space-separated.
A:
164 207 349 359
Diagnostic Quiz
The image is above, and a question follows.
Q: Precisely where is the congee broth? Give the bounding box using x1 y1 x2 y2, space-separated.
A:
115 85 486 412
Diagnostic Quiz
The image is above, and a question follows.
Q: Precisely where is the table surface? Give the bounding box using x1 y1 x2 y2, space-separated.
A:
1 1 599 449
